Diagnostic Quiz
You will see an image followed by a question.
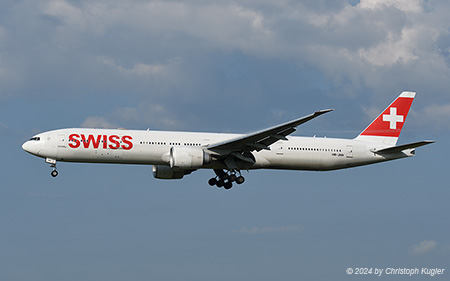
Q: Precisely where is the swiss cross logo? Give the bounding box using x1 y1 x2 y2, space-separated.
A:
382 107 404 130
359 95 414 138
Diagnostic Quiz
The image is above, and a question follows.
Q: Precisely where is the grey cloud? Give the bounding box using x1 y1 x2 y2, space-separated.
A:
2 0 450 132
81 102 183 130
4 1 450 87
409 239 437 256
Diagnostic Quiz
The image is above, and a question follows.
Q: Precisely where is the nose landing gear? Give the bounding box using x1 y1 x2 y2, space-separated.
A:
51 167 58 177
46 158 58 177
208 169 245 190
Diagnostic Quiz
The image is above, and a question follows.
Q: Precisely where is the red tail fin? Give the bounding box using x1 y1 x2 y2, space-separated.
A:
355 91 415 145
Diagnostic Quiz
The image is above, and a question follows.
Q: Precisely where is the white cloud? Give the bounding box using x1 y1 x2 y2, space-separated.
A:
8 1 450 79
299 0 444 72
358 0 423 13
44 0 83 26
409 239 437 256
232 225 302 235
357 27 421 66
43 0 112 36
81 116 116 129
39 1 273 53
2 0 450 132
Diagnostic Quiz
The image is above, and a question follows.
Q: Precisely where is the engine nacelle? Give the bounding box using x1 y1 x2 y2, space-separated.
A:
152 165 186 179
170 147 211 169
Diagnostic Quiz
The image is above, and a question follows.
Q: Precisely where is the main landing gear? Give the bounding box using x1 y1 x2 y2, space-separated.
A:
208 169 245 190
46 158 58 177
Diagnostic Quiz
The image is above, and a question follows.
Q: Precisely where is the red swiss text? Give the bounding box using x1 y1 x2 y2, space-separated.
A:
68 134 133 150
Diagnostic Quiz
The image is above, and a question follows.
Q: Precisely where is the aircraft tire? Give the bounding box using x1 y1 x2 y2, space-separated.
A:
208 178 217 186
236 176 245 184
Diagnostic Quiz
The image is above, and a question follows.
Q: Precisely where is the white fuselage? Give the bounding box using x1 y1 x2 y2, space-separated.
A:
22 128 412 172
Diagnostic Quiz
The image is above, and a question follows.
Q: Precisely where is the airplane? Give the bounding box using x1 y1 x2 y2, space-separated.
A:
22 91 433 189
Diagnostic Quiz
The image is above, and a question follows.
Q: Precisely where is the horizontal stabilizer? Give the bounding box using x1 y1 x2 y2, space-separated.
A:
371 140 435 154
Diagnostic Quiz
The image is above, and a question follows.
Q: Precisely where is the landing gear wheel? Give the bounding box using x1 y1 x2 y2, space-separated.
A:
51 170 58 177
208 178 217 186
224 182 233 189
210 169 246 188
236 176 245 184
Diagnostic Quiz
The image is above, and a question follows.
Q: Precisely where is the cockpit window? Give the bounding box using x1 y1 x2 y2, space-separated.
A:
29 137 40 141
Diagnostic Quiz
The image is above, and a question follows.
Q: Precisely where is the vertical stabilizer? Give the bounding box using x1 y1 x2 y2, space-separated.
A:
355 91 415 145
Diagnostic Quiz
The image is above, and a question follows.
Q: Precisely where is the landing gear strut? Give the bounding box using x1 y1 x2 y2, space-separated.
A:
208 169 245 190
46 158 58 178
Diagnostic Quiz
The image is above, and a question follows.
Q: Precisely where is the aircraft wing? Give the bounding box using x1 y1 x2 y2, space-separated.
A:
207 109 333 155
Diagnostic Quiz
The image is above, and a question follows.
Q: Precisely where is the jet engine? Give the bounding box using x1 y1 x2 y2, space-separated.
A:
152 165 187 179
170 147 212 169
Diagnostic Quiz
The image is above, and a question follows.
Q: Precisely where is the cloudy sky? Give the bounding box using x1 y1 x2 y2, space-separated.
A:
1 0 449 280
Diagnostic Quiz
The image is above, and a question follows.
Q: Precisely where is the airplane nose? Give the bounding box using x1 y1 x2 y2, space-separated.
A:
22 141 39 155
22 141 31 152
